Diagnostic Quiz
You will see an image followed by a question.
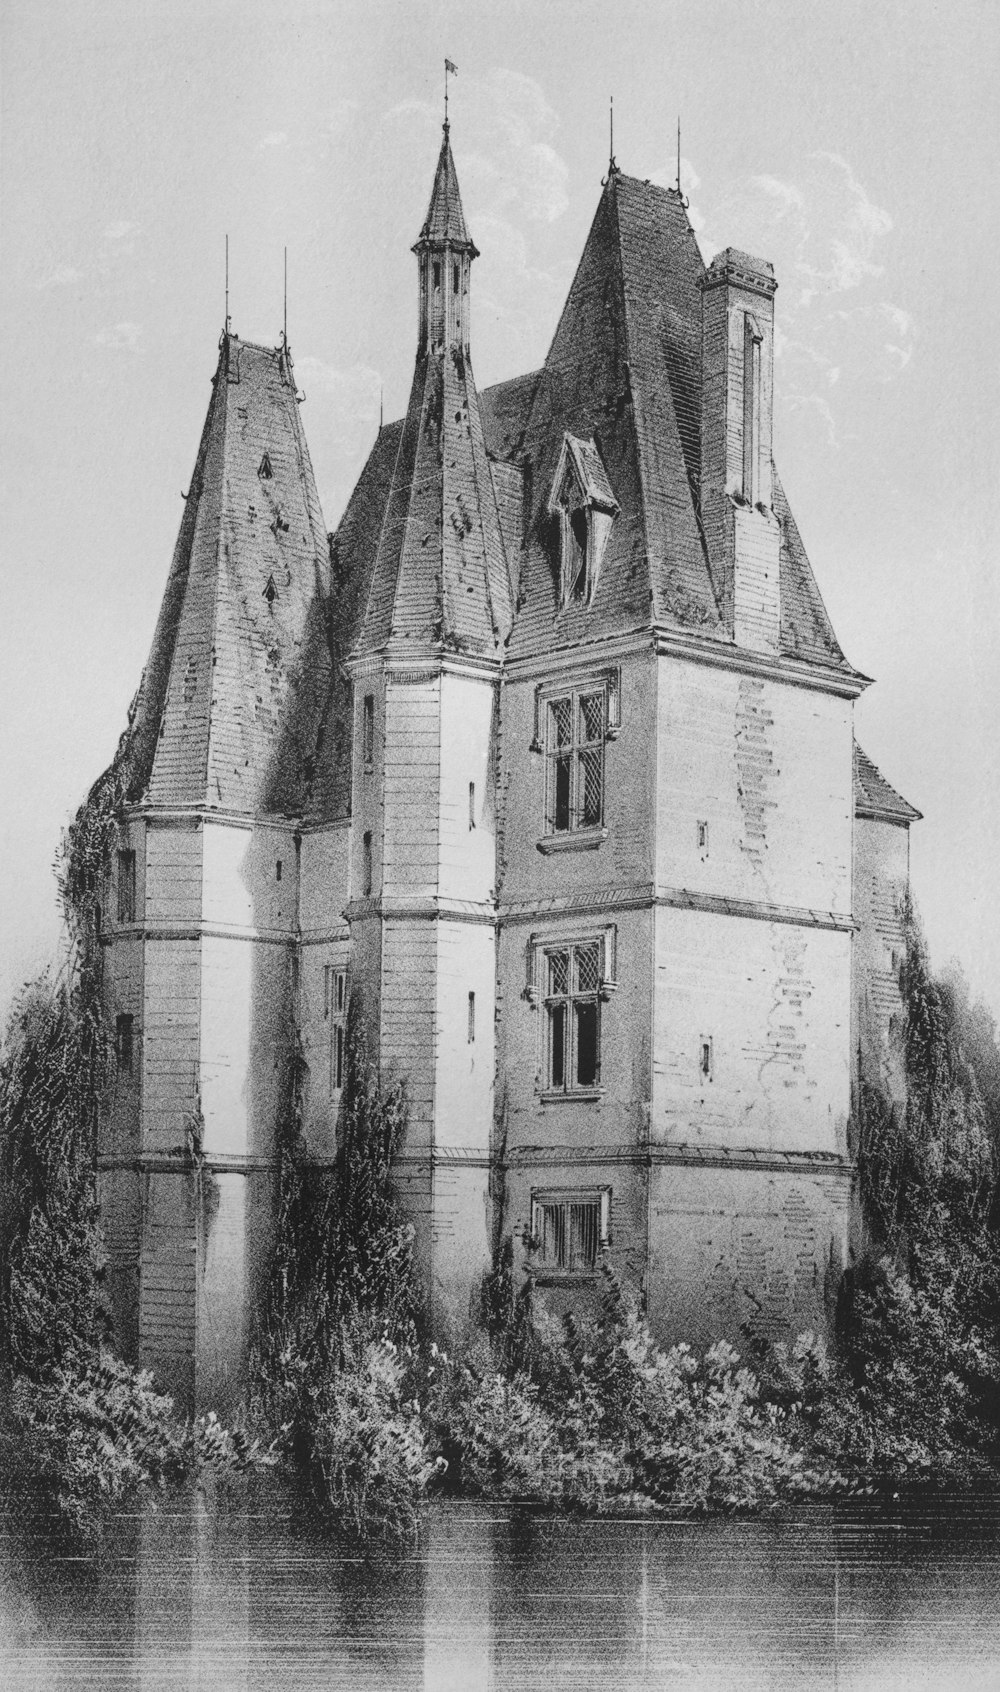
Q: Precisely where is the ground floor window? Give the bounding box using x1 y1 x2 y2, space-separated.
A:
530 1188 610 1274
325 966 348 1094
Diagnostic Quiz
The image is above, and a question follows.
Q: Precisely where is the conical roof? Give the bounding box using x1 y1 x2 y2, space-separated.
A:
125 333 332 815
355 344 511 659
415 125 478 254
352 134 509 661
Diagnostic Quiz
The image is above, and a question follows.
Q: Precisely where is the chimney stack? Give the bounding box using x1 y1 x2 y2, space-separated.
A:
699 248 780 654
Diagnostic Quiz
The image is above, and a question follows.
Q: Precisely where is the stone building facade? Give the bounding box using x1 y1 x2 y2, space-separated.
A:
92 127 920 1411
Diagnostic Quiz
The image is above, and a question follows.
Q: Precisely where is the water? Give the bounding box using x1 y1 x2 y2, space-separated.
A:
2 1481 999 1690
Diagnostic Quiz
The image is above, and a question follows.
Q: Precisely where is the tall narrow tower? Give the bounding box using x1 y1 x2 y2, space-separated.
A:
348 123 513 1336
97 332 331 1413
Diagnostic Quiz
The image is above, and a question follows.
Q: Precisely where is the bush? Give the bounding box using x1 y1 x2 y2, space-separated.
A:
427 1342 564 1503
429 1271 843 1515
5 1350 187 1540
307 1333 434 1540
837 899 1000 1480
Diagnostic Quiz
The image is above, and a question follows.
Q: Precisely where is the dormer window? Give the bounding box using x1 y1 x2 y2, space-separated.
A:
548 434 619 608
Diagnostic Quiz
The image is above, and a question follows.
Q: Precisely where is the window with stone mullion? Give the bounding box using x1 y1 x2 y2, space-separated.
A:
546 688 605 833
545 940 601 1091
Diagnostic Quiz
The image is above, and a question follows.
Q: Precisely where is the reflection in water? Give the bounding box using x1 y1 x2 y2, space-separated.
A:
2 1479 1000 1690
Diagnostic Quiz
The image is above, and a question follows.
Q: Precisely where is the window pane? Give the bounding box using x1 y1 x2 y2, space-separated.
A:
539 1202 565 1267
575 942 601 994
579 692 604 743
577 745 603 826
575 999 599 1087
335 1025 344 1091
548 1001 566 1089
548 950 569 995
569 1202 599 1270
553 753 571 830
550 697 573 748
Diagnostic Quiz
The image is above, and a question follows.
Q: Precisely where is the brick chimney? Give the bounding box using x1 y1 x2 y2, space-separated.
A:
698 248 780 653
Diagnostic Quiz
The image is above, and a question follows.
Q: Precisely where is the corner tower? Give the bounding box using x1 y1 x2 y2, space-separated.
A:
97 331 331 1414
345 125 512 1337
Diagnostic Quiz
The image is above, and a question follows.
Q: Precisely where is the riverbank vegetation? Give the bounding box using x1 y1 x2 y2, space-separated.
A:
251 900 1000 1537
0 775 268 1541
2 849 997 1541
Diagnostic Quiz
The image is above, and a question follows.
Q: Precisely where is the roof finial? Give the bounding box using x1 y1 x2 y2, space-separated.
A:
379 384 383 433
444 58 457 132
609 94 616 174
676 117 681 193
225 233 230 334
283 245 288 351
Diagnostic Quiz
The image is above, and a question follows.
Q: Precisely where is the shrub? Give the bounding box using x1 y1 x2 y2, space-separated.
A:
427 1342 563 1503
307 1333 434 1540
6 1350 187 1540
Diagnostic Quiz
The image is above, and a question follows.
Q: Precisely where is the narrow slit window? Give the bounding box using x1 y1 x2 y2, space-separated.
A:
115 1013 134 1075
433 261 441 290
362 694 375 769
327 966 348 1094
468 991 476 1044
697 820 709 852
453 263 460 293
700 1038 713 1082
276 859 282 882
116 849 136 924
743 317 763 505
362 831 373 897
468 781 476 830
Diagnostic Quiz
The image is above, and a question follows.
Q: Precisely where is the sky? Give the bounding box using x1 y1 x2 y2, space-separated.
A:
1 0 998 1022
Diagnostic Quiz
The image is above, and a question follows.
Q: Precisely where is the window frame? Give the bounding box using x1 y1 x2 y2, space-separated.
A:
362 693 375 772
325 965 349 1095
115 1012 134 1076
529 1187 611 1280
116 848 136 925
542 683 608 841
524 927 617 1099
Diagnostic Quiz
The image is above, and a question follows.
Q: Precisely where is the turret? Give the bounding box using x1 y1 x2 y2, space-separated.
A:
413 123 479 354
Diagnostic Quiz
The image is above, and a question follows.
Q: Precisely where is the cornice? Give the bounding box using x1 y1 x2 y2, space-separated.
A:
654 627 871 698
499 884 854 933
344 895 497 926
101 920 297 946
131 805 301 833
345 648 504 684
503 1143 851 1176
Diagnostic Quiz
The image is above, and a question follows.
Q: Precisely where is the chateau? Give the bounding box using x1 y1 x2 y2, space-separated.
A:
92 122 919 1412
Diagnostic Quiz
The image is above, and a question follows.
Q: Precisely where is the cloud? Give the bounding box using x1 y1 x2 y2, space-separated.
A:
93 321 143 350
258 131 289 150
36 265 83 290
293 359 382 521
103 220 138 242
387 70 569 227
749 174 804 217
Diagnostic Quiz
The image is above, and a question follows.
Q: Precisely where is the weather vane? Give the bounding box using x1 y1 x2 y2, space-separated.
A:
444 58 457 129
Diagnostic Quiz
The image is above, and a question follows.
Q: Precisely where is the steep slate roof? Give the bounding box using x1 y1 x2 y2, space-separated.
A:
354 137 512 662
126 333 331 816
854 742 922 824
339 166 860 682
416 125 477 252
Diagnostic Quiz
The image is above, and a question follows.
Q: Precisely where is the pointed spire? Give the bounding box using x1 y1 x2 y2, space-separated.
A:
126 331 332 813
414 124 478 255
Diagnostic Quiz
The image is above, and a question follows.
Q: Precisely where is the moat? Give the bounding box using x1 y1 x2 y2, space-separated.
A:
3 1482 999 1690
